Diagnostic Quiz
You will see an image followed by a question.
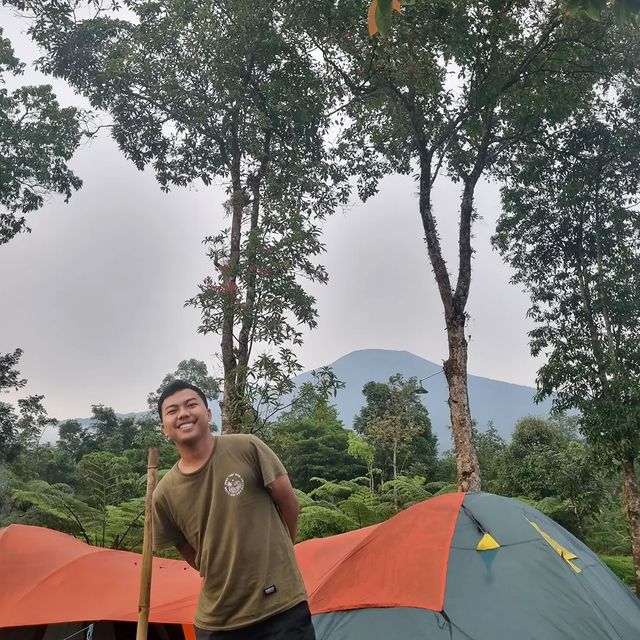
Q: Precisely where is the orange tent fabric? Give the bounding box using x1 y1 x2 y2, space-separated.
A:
297 492 464 613
0 524 201 628
0 492 463 629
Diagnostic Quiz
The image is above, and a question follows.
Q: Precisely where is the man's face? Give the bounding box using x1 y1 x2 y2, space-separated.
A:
161 389 212 446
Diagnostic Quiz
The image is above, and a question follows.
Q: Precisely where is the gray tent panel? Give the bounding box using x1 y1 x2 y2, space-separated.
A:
443 493 640 640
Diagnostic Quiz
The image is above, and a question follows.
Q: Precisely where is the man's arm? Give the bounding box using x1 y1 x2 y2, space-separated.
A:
176 541 198 571
267 474 300 543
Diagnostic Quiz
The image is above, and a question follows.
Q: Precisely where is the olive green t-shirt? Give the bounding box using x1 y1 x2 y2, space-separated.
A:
152 434 307 631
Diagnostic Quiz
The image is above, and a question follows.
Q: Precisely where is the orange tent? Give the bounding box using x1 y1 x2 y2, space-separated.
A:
0 524 199 639
298 492 463 613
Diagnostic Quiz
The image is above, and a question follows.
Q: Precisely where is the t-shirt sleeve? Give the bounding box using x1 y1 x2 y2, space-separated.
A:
152 488 187 551
249 435 288 487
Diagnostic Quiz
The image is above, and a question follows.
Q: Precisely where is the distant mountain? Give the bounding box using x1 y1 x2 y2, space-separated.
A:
49 349 551 450
293 349 552 450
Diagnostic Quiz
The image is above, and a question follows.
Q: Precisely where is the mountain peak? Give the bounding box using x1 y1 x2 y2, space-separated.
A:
298 349 549 449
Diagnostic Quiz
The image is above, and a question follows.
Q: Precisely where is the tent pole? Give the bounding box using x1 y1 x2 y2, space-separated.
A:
136 447 159 640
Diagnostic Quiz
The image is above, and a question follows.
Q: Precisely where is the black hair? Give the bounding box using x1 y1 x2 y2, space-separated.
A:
157 380 209 416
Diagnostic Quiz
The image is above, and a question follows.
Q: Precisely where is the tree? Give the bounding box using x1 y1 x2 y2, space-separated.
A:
498 416 575 500
125 415 179 475
88 405 137 455
10 395 57 478
147 359 219 412
473 421 506 493
0 28 81 244
347 431 377 490
77 450 143 546
303 0 619 491
493 76 640 590
0 402 19 465
354 374 437 482
496 417 604 537
57 419 92 462
2 476 100 539
2 473 145 549
0 349 26 391
267 383 365 492
0 349 27 464
18 0 345 433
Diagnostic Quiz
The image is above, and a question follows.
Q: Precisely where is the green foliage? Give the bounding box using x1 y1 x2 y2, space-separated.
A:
268 418 365 493
601 556 635 586
77 451 141 507
567 0 640 24
147 359 219 413
127 415 179 474
381 475 432 506
298 504 358 540
5 395 57 479
0 401 20 465
297 475 434 541
433 484 458 496
585 486 633 555
0 28 81 244
15 395 56 451
0 349 27 391
90 405 138 454
57 420 92 462
4 476 100 540
354 374 438 481
309 0 625 490
498 417 574 499
266 381 363 492
252 367 345 433
496 416 606 537
2 467 146 550
474 422 507 493
35 445 78 486
347 431 378 490
493 63 640 585
494 80 640 466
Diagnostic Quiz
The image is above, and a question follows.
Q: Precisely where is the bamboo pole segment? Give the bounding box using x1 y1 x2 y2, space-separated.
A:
136 447 159 640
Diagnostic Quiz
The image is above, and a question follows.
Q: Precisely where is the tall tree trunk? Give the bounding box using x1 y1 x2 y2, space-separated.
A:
417 151 482 493
621 456 640 595
444 317 481 492
220 140 244 434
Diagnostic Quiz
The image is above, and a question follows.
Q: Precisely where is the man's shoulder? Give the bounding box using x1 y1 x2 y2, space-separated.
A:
219 433 259 450
154 464 180 498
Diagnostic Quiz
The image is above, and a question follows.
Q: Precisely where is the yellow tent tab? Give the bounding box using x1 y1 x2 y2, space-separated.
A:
477 533 500 551
527 519 582 573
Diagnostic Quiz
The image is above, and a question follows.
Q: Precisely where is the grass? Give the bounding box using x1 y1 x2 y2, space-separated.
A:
600 555 635 587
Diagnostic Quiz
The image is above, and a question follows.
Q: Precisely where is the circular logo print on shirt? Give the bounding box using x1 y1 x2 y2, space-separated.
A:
224 473 245 497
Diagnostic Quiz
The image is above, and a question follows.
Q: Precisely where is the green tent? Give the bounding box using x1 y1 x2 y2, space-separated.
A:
296 492 640 639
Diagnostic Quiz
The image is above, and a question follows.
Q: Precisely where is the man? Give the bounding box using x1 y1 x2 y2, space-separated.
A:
152 380 315 640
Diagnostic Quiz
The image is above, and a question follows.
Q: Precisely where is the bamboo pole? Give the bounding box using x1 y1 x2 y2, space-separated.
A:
136 447 159 640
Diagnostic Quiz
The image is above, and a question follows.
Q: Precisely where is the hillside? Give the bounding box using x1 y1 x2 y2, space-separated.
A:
293 349 551 449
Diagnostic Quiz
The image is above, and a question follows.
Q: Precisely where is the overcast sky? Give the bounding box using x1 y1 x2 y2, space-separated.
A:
1 10 539 419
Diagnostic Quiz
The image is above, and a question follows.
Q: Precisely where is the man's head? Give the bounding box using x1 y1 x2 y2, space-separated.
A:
158 380 212 446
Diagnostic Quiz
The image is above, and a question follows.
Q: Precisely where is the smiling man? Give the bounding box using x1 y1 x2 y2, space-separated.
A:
152 380 315 640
